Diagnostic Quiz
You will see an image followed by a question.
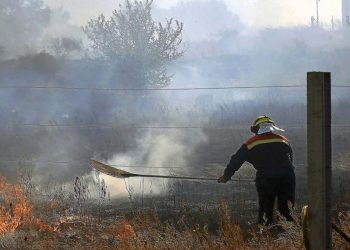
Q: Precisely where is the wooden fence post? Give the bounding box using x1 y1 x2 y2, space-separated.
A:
307 72 332 250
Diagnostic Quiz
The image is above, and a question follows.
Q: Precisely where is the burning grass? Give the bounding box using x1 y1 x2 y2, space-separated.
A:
0 176 32 233
0 175 349 249
0 176 57 234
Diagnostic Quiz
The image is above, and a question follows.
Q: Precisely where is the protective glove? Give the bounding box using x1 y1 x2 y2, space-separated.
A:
217 175 231 183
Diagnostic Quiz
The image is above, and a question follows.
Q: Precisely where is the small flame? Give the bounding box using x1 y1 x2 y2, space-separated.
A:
0 176 57 234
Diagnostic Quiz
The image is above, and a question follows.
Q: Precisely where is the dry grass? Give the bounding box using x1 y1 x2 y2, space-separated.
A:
333 211 350 249
0 176 349 249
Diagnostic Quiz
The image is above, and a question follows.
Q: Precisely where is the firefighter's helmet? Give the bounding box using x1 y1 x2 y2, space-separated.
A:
250 115 275 134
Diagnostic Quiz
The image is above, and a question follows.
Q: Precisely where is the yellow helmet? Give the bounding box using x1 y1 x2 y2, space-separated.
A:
250 115 275 134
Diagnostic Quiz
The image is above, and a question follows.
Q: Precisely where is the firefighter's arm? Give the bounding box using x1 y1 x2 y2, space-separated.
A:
218 144 249 183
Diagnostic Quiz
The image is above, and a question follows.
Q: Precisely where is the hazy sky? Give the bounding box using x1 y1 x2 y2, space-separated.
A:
44 0 341 28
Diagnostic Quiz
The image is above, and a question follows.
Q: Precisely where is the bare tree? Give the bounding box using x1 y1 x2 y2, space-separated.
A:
83 0 183 88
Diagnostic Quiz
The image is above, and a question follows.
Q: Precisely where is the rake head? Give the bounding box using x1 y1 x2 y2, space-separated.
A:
90 160 137 178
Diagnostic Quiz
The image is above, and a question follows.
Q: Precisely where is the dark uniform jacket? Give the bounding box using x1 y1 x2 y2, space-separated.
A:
224 132 295 178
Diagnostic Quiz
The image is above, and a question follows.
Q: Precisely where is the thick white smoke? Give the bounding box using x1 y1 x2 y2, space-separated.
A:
102 129 208 198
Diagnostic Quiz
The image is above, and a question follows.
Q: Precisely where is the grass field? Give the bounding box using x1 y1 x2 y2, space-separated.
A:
0 173 349 249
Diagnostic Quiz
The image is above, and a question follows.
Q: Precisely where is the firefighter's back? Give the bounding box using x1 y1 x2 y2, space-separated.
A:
244 132 294 178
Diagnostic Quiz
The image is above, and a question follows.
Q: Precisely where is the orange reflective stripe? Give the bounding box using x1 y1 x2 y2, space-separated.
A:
247 138 289 150
245 134 288 145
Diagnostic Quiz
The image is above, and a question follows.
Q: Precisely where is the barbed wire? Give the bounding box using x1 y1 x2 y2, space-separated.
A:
0 84 307 91
0 83 347 171
0 84 348 92
333 85 350 88
1 123 350 129
0 159 184 169
0 123 304 129
0 159 306 169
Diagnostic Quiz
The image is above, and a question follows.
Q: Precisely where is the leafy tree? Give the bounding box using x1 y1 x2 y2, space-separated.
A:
83 0 183 88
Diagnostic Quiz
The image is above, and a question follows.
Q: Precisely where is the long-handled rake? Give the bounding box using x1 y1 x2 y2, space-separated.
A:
90 159 255 182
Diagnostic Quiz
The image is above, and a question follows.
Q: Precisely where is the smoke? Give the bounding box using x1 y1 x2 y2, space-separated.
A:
0 0 83 60
104 129 208 197
0 0 50 58
0 0 350 192
44 0 121 26
153 0 243 42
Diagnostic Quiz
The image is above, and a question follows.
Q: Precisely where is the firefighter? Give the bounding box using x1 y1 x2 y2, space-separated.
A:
218 115 295 225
